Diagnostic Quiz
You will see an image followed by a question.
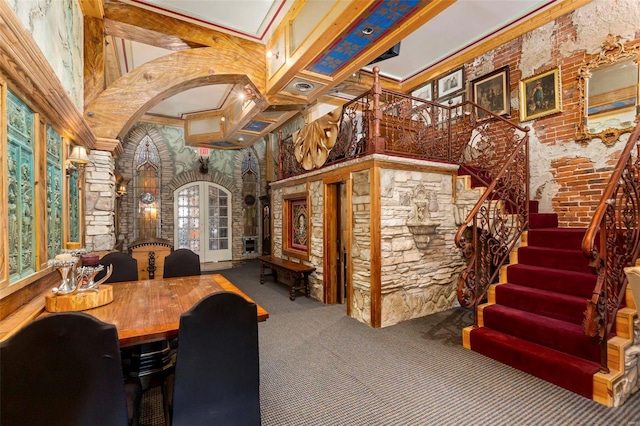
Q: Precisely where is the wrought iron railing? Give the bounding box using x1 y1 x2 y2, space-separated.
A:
279 68 528 183
454 134 529 325
582 123 640 373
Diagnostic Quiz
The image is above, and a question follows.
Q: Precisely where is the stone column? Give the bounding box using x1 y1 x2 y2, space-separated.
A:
84 150 116 251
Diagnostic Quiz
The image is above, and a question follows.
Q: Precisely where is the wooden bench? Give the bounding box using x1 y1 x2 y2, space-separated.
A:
257 255 315 301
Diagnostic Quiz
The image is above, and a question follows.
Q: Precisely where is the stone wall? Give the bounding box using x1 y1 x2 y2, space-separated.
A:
84 150 116 252
351 169 372 325
379 168 465 327
308 180 324 299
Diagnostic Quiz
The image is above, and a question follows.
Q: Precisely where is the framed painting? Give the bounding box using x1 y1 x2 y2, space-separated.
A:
437 67 465 99
519 67 562 121
412 81 433 102
291 198 308 251
283 193 310 259
471 65 510 119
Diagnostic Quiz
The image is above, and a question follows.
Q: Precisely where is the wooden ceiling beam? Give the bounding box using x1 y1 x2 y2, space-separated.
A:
104 1 262 58
103 19 201 51
79 0 104 19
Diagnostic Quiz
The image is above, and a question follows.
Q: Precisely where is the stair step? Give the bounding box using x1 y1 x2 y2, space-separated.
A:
516 246 592 274
529 212 558 229
481 304 601 363
527 228 587 250
506 264 596 298
494 283 588 325
469 327 600 398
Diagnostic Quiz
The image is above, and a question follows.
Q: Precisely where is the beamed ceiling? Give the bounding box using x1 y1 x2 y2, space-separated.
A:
79 0 591 151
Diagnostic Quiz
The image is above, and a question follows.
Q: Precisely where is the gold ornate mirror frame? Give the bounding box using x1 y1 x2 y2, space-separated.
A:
577 34 640 146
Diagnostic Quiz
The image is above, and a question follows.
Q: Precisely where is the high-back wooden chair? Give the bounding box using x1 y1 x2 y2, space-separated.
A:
96 251 139 283
163 248 201 278
0 312 137 426
128 238 174 280
170 292 260 426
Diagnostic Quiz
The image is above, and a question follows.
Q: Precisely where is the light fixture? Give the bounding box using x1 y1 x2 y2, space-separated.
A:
294 82 314 93
361 27 374 35
66 145 90 175
266 49 279 60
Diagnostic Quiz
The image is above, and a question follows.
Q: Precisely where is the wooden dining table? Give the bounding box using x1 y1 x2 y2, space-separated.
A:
63 274 268 347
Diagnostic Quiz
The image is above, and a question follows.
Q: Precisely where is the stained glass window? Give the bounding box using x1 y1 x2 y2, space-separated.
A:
133 136 161 238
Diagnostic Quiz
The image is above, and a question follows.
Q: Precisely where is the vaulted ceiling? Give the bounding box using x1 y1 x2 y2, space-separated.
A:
79 0 588 151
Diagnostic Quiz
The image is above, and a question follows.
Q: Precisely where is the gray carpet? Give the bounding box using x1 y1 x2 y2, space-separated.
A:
141 259 640 425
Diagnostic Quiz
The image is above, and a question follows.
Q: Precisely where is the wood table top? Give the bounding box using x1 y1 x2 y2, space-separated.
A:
52 274 268 347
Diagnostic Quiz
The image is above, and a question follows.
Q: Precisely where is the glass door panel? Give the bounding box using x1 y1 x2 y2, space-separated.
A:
175 182 232 262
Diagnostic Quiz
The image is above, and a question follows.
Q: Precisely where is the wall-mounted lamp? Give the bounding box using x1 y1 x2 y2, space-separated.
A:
266 49 280 60
66 145 90 175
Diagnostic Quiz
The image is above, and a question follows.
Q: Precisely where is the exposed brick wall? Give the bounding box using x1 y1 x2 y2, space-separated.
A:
461 0 640 226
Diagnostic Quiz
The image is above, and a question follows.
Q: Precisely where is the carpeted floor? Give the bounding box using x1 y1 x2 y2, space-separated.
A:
140 259 640 425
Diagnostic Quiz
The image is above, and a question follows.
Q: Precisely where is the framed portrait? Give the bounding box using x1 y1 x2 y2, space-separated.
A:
283 194 309 259
471 66 510 120
519 67 562 121
437 67 465 99
291 199 308 251
438 92 465 122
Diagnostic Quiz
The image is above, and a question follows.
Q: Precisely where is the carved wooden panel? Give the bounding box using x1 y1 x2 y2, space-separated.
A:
7 90 35 281
45 125 63 260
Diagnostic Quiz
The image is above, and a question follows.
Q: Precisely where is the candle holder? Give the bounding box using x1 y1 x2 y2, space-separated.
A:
76 264 112 293
48 258 80 295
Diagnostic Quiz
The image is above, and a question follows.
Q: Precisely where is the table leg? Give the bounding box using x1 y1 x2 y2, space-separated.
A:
304 273 310 298
260 261 265 284
289 272 296 301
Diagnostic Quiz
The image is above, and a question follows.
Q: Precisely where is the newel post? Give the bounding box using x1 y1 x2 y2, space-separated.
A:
370 66 385 154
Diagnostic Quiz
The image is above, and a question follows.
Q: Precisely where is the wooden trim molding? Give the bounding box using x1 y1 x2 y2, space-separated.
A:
0 2 95 148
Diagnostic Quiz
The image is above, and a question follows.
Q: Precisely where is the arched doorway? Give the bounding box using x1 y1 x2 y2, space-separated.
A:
174 182 232 262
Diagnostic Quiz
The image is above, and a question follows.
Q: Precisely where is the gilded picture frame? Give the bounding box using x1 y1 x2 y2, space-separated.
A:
519 67 562 121
471 65 510 120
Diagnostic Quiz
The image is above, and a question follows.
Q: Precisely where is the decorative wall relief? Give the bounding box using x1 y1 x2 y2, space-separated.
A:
406 184 439 250
46 125 63 259
292 108 342 170
7 89 35 280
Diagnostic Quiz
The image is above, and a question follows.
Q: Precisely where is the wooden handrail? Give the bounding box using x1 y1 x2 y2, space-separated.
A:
581 123 640 372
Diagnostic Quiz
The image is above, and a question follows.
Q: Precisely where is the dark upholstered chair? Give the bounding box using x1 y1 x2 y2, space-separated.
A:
0 312 139 426
169 292 260 426
96 252 139 283
163 248 201 278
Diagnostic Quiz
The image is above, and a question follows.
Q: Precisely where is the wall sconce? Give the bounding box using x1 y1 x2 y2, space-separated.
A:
66 145 90 175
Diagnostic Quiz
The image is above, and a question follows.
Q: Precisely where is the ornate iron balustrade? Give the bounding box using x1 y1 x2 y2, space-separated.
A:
582 123 640 373
279 68 528 183
454 134 529 325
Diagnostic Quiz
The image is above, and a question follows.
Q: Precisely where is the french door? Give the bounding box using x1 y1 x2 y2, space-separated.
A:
174 182 232 262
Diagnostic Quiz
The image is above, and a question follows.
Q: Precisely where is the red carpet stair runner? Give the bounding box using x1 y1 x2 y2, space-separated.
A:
462 201 635 405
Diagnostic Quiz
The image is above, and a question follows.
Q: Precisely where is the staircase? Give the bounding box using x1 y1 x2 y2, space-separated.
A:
461 200 636 405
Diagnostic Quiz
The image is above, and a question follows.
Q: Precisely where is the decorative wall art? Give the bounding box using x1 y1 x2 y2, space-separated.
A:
412 81 433 103
291 198 308 251
436 67 465 99
471 65 511 119
519 67 562 121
